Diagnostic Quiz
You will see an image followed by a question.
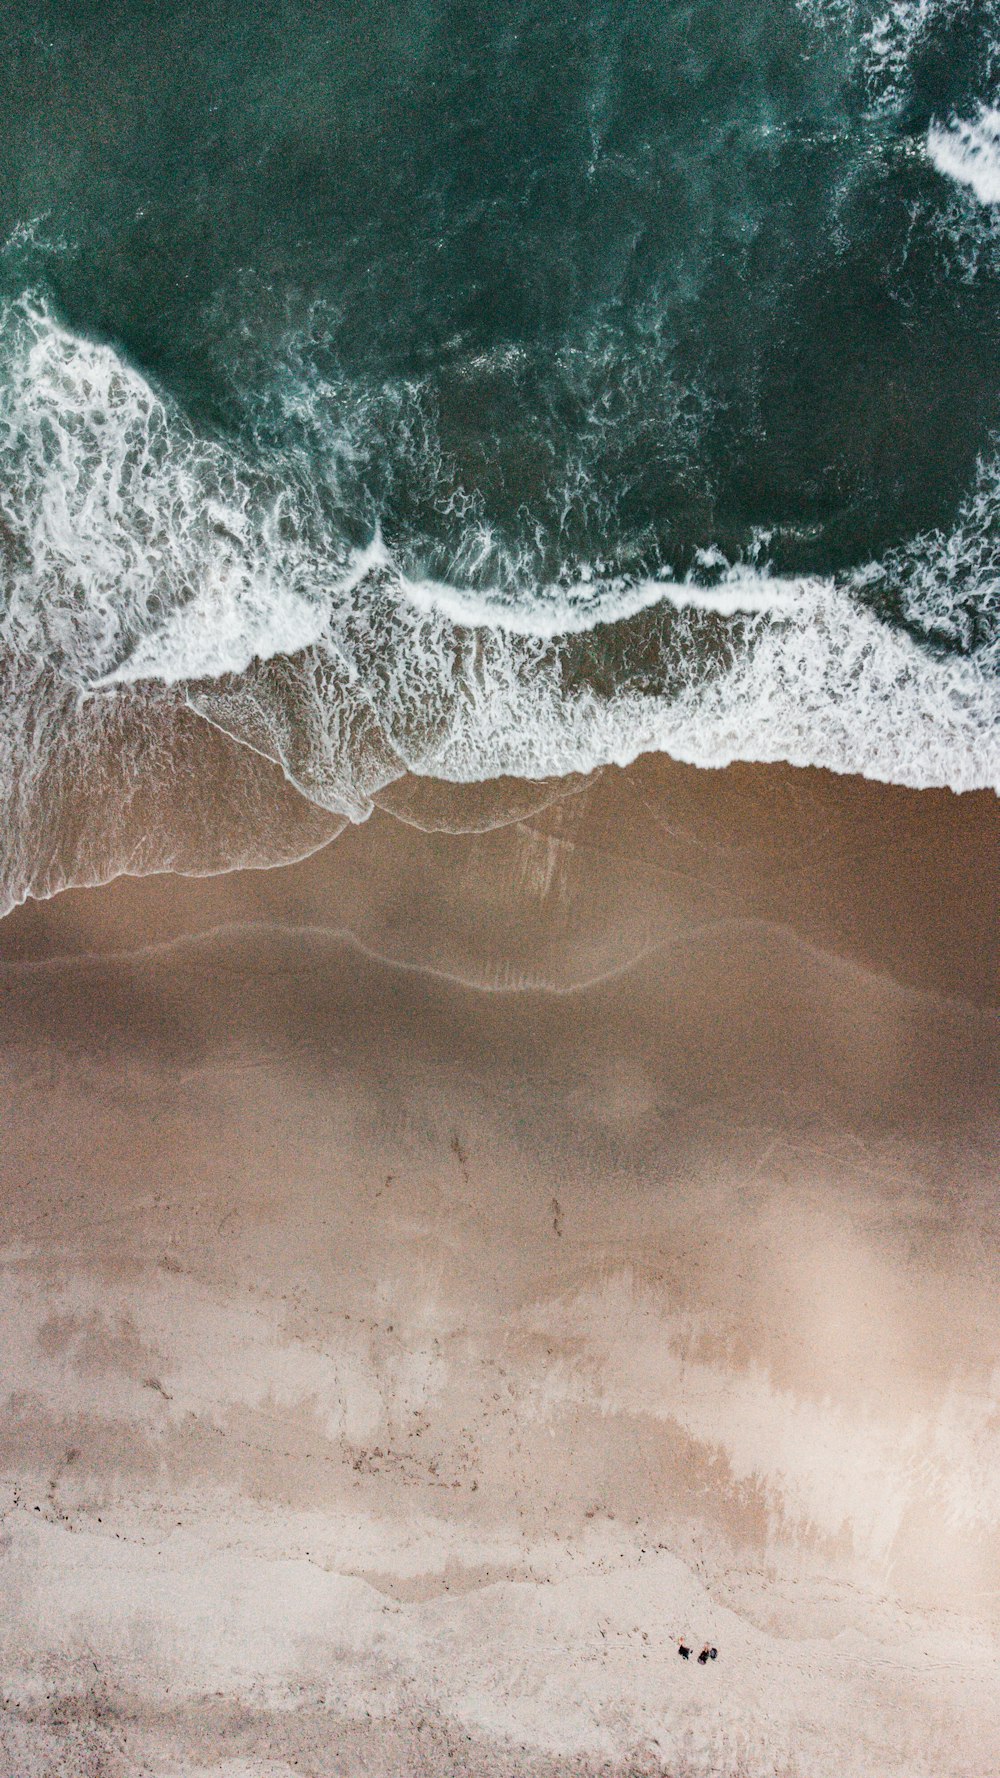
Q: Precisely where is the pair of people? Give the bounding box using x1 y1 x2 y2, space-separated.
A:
678 1642 717 1663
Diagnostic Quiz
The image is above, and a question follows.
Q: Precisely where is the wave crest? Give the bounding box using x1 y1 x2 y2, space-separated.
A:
0 295 997 915
928 107 1000 206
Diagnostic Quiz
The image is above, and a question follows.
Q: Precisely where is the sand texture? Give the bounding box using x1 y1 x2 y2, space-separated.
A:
1 758 998 1777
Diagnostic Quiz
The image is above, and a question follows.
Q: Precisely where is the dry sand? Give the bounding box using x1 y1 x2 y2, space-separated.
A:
1 757 998 1777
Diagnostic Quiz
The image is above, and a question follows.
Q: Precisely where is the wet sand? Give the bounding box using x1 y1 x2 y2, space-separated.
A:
1 757 998 1777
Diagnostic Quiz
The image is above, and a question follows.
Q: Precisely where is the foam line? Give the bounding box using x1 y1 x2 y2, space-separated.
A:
3 913 996 1018
0 293 997 919
394 567 800 637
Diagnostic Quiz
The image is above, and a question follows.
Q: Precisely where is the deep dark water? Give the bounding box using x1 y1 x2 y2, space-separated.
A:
4 0 1000 579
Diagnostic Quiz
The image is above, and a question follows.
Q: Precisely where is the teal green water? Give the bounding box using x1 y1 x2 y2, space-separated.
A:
3 0 999 577
0 0 997 910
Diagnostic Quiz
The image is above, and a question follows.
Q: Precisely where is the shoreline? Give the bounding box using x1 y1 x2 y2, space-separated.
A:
5 754 997 1004
1 755 998 1777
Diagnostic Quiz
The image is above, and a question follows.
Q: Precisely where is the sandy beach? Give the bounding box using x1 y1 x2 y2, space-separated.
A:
1 756 998 1777
3 2 999 1769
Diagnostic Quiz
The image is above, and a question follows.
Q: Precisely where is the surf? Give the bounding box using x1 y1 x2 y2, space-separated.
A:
0 293 997 918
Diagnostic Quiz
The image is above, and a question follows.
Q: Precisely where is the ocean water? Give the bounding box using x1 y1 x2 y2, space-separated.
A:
1 0 998 911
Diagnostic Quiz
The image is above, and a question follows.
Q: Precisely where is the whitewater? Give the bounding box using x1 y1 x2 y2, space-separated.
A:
1 0 999 914
0 291 996 915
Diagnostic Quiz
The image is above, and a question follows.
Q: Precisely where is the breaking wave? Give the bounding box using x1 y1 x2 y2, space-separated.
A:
928 106 1000 205
0 293 996 914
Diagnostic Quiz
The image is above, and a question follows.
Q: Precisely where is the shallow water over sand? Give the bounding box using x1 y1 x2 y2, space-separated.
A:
2 2 999 1768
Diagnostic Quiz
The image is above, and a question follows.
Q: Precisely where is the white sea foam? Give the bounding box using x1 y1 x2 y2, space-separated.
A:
0 295 997 913
372 578 997 793
800 0 988 122
0 294 354 688
860 0 968 111
928 107 1000 205
394 564 800 637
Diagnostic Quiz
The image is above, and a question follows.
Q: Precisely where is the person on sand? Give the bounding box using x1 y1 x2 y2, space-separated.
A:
697 1645 718 1663
678 1642 691 1660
